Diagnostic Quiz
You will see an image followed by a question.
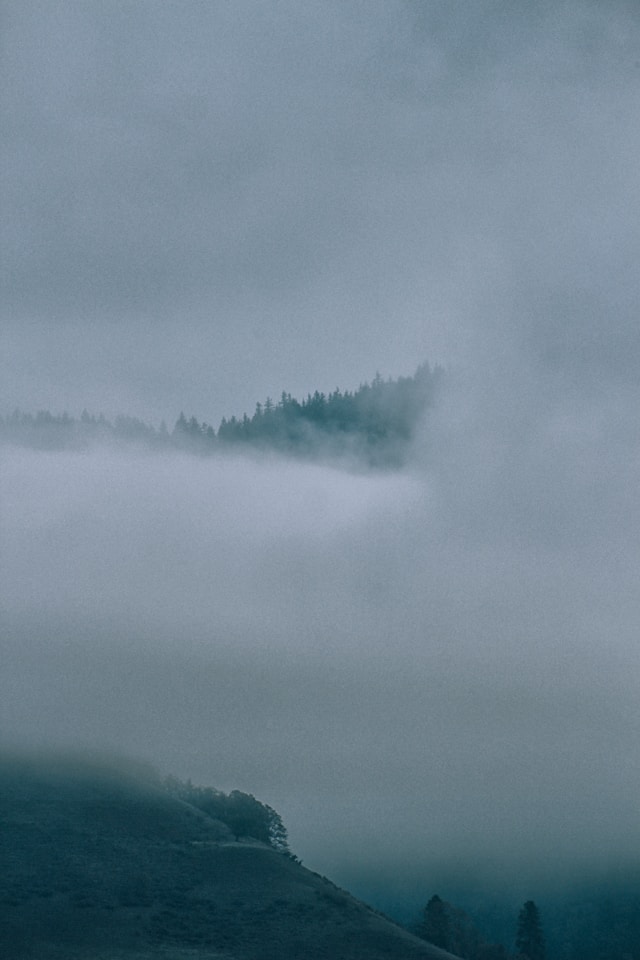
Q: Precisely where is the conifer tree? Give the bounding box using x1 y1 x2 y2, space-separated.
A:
421 894 451 950
515 900 545 960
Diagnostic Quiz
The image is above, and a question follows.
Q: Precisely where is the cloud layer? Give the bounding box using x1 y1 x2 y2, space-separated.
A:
3 1 640 418
2 0 640 906
2 413 639 898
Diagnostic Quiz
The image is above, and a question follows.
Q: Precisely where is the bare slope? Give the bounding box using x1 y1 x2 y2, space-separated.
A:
0 755 460 960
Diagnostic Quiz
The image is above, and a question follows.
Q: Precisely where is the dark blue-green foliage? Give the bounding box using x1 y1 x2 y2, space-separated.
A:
1 363 442 467
214 363 440 464
515 900 545 960
163 776 289 852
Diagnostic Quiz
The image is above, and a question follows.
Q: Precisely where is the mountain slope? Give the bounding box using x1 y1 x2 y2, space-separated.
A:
0 755 460 960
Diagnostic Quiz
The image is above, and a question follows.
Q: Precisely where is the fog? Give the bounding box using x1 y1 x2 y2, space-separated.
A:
2 0 640 910
4 0 640 421
2 411 639 898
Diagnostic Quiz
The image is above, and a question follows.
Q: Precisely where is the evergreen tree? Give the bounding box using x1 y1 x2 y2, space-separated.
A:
515 900 545 960
188 415 202 437
173 412 188 435
421 894 451 950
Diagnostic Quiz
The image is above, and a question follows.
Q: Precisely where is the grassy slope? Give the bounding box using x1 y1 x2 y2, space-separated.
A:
0 756 460 960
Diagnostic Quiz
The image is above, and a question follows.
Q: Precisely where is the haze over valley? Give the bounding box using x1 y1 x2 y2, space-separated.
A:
2 2 640 956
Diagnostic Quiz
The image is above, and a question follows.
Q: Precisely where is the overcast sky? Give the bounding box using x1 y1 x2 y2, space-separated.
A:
3 0 640 422
2 0 640 910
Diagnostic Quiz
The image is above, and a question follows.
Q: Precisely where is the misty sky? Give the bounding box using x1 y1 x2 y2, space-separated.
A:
2 0 640 906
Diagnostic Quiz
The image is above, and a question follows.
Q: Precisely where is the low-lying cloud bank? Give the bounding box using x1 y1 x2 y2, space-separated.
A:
2 374 639 901
2 0 640 916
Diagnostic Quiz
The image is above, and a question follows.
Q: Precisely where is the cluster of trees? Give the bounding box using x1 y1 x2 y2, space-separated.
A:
163 776 289 853
0 408 163 450
418 895 544 960
418 889 640 960
0 362 442 467
209 363 441 464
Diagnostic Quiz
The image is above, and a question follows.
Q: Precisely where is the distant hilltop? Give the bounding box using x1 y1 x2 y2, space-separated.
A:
0 753 461 959
0 362 443 468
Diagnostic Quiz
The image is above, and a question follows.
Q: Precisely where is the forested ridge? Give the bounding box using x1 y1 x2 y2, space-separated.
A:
0 756 458 960
0 362 442 466
3 756 638 959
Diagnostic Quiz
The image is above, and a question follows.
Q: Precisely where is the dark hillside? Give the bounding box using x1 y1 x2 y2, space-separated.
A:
0 755 461 960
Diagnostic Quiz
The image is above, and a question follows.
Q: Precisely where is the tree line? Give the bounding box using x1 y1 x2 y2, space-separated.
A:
418 892 512 960
0 362 442 467
417 888 640 960
163 775 290 853
418 895 544 960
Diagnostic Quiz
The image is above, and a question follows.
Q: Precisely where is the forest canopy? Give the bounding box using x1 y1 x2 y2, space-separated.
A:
0 363 442 468
163 775 290 852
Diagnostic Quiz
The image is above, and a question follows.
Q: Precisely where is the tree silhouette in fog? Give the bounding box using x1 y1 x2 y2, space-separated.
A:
421 894 451 949
515 900 545 960
163 777 289 852
418 893 511 959
1 362 443 467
